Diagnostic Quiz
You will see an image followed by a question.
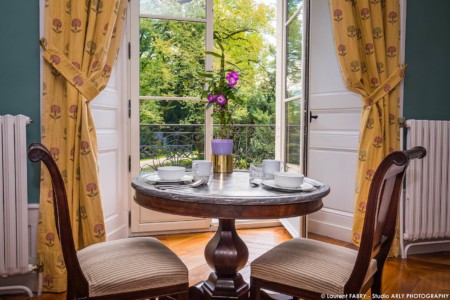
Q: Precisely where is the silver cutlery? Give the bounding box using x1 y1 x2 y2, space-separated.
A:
155 179 205 190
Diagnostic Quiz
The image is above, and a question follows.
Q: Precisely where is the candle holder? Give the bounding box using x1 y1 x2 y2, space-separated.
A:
211 154 233 173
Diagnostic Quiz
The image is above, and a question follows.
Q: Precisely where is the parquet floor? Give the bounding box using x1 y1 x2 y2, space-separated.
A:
1 227 449 299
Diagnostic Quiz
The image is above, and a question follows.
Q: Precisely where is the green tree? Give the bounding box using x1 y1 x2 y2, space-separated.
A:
139 18 206 124
211 0 276 125
139 0 276 126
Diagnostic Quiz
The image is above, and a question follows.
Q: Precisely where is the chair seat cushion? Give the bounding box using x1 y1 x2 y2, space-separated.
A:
251 238 377 295
77 237 188 297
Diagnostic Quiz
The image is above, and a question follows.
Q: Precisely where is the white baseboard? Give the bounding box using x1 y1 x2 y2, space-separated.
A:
309 208 450 258
280 217 300 238
107 224 129 241
308 208 353 242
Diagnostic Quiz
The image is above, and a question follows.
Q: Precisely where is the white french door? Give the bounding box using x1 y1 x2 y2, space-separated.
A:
129 0 213 234
307 0 361 242
276 0 361 240
91 33 129 241
277 0 308 237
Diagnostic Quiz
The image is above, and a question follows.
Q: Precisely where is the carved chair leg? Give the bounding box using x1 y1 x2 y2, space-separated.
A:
178 291 189 300
66 283 74 300
371 271 383 296
250 282 261 300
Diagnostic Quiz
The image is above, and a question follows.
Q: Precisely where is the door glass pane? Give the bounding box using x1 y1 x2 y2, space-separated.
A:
140 0 206 19
139 19 206 98
285 8 303 99
140 100 205 173
285 99 301 166
287 0 303 21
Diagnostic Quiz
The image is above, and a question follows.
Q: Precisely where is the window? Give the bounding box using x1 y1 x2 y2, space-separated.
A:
132 0 214 173
132 0 279 172
277 0 305 171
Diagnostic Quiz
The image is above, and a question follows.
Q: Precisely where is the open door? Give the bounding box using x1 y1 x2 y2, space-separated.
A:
307 0 360 242
91 33 130 240
128 0 213 235
279 0 360 239
277 0 308 237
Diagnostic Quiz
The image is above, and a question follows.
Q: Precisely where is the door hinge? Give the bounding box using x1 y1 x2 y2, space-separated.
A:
128 210 131 228
128 155 131 172
128 42 131 60
128 99 131 118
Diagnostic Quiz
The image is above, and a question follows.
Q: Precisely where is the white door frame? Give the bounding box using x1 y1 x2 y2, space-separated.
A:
128 0 213 234
277 0 309 238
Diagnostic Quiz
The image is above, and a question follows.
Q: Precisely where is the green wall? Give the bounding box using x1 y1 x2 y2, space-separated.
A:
404 0 450 120
0 1 448 204
0 1 41 204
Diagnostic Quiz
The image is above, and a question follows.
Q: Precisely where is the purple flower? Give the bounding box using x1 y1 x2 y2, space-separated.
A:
227 76 238 87
207 94 216 103
227 71 239 80
216 94 227 105
226 71 239 87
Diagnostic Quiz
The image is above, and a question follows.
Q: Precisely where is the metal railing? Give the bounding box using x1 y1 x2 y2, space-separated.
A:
140 124 276 172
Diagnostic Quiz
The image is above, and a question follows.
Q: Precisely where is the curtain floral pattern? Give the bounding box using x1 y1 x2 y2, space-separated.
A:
329 0 405 256
39 0 126 292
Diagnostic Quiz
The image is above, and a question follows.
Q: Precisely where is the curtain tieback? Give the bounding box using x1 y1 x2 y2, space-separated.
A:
40 38 100 101
362 65 407 107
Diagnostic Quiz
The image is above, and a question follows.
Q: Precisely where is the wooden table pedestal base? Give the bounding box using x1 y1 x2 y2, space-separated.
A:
189 219 249 299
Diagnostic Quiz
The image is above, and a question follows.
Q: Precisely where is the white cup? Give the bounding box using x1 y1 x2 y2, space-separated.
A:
262 159 285 180
192 160 212 183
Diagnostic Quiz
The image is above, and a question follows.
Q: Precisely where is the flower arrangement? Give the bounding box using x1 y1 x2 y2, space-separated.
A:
199 34 240 140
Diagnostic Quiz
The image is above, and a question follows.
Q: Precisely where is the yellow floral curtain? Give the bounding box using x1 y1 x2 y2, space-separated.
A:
39 0 127 292
329 0 404 255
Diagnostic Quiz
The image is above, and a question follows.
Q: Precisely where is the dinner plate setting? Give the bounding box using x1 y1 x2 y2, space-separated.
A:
144 173 193 185
261 180 315 192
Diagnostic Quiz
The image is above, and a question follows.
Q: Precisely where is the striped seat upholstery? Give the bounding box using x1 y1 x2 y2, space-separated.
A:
251 238 377 295
77 237 188 297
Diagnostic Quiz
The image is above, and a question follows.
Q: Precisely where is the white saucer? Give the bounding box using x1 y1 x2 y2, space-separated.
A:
261 180 315 192
144 174 193 184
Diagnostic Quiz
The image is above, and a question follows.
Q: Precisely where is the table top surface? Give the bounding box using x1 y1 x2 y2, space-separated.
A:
132 171 330 206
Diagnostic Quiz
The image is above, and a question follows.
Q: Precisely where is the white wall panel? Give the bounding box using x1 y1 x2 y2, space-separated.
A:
309 0 345 94
91 108 118 130
98 151 119 219
310 92 360 110
309 149 357 212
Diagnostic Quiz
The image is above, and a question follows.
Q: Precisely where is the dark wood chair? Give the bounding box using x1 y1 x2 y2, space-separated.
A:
29 143 189 300
250 146 427 300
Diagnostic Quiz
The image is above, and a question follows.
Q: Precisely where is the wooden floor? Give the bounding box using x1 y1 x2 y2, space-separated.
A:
2 226 450 299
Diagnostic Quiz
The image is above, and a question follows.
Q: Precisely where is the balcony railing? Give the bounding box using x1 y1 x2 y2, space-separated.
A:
140 124 276 172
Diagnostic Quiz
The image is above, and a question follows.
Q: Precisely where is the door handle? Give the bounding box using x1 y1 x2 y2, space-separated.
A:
309 111 318 123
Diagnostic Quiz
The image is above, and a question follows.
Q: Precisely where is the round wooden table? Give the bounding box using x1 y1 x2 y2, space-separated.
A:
132 171 330 300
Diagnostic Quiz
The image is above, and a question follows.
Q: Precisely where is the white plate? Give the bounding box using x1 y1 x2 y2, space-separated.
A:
144 174 193 184
261 180 315 192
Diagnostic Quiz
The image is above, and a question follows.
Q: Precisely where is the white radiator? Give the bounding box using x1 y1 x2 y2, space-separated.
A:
0 115 31 277
401 119 450 258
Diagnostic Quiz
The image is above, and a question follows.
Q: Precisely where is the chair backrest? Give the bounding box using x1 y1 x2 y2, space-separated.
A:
28 143 89 295
345 146 426 293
